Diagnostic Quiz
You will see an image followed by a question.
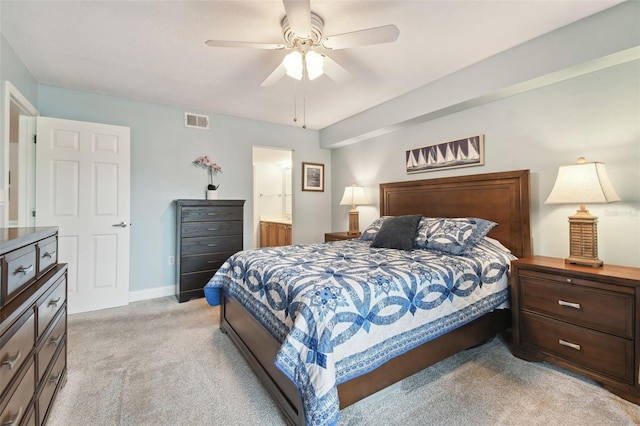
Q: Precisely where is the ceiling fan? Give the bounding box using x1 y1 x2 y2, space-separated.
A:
205 0 400 87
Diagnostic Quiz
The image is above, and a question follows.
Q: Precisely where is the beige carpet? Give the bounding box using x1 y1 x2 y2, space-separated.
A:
47 296 640 426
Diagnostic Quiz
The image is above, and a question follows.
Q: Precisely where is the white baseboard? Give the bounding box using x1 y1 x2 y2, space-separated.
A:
129 285 174 302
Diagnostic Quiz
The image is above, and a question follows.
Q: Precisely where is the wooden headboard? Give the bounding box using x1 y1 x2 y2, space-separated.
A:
380 169 532 258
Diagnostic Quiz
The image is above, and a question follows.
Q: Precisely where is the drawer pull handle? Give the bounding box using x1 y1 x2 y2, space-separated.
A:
207 228 219 231
49 334 64 347
14 264 33 275
206 213 219 216
48 297 62 308
558 300 581 309
559 339 581 351
43 250 57 258
1 351 21 370
207 244 217 247
50 371 63 386
2 406 22 426
566 278 573 283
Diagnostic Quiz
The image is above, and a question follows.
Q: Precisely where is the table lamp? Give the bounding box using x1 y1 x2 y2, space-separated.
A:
545 157 620 267
340 185 369 236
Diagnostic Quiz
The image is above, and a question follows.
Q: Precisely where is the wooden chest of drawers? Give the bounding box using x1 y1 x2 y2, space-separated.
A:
511 256 640 404
175 200 245 303
0 227 67 425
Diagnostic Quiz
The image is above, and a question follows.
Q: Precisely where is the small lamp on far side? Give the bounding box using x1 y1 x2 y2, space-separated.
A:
545 157 621 267
340 185 369 236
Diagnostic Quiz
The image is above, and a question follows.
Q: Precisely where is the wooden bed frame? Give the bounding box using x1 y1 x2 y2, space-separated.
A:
220 169 532 425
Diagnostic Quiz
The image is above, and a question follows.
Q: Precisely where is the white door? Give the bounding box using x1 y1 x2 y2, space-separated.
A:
35 117 130 314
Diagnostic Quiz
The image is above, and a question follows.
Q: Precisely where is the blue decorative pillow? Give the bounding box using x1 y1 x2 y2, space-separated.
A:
370 215 422 251
414 217 497 255
360 216 390 241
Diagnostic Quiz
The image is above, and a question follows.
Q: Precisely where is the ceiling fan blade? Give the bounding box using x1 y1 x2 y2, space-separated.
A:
322 24 399 50
261 63 287 87
322 55 351 84
205 40 285 50
283 0 311 38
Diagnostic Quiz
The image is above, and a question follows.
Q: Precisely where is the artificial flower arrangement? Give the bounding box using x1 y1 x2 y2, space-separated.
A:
193 156 223 190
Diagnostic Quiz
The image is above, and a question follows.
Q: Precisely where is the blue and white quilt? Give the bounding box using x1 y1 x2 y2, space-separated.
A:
205 238 515 426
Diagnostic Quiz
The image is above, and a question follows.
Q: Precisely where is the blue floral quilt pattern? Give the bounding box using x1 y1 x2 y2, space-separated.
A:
205 239 515 426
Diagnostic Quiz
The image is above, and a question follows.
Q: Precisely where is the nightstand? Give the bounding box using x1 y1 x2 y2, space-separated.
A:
324 231 361 242
511 256 640 404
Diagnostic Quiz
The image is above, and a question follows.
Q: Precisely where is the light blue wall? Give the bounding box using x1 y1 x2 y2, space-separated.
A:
330 61 640 267
329 2 640 268
0 35 38 104
36 86 332 293
0 34 40 224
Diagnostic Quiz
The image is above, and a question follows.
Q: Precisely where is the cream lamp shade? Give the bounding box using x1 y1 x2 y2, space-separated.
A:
339 185 369 236
545 157 620 266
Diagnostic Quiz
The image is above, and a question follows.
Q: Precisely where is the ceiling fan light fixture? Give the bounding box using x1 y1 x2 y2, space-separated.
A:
283 51 303 80
305 50 324 80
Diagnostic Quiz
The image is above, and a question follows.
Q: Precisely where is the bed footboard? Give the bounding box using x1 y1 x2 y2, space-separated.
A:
221 292 305 425
221 291 510 424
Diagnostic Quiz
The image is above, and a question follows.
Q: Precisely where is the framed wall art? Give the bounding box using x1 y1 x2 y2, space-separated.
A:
406 134 484 174
302 162 324 192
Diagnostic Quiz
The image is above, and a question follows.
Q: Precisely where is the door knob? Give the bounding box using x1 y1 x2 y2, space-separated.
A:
112 222 128 228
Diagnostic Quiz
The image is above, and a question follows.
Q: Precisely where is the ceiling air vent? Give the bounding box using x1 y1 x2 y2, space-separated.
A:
184 112 209 130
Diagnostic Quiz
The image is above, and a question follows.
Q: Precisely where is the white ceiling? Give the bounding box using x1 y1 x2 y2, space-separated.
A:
0 1 622 130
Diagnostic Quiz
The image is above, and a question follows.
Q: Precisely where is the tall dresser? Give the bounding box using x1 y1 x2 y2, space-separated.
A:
0 227 68 425
175 200 245 303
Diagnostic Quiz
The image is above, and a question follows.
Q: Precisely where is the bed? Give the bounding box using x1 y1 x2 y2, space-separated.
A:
206 169 531 425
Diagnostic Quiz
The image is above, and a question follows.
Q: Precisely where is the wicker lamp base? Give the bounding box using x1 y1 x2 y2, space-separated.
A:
565 206 602 267
347 209 361 236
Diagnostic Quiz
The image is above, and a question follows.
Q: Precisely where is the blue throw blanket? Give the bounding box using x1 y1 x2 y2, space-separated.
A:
205 238 514 425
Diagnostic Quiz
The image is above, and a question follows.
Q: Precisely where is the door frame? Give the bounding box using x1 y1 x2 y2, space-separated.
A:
2 81 38 227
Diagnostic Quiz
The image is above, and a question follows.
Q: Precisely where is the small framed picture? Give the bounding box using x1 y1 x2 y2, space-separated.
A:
302 162 324 192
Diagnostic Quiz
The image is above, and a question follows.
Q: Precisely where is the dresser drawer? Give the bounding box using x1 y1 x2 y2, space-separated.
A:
4 245 37 304
522 311 634 384
37 237 58 278
180 271 217 292
180 252 232 274
181 206 243 222
181 221 242 238
37 342 65 424
519 272 633 338
23 405 36 426
37 308 66 382
0 310 35 395
36 276 66 339
0 361 34 426
181 236 243 256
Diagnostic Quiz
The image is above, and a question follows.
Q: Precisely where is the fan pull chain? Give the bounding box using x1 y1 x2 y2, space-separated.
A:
293 80 298 123
302 97 306 129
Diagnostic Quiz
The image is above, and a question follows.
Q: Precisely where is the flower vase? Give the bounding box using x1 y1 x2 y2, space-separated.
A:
206 190 218 200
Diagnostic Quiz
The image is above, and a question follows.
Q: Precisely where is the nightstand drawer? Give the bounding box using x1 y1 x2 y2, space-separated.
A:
520 272 633 338
522 312 634 384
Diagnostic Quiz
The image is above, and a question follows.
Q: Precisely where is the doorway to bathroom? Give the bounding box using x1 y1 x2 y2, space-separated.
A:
252 147 293 249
